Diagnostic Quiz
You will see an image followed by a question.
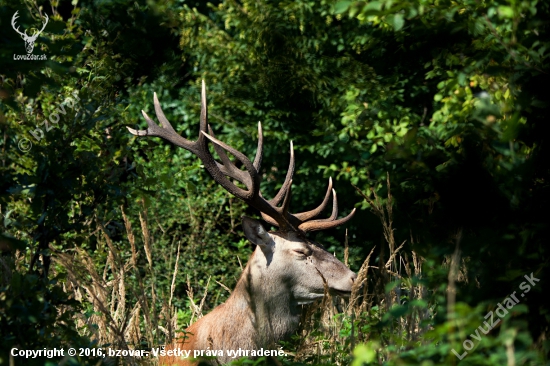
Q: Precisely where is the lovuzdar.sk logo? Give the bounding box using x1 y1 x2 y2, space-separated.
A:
11 10 48 60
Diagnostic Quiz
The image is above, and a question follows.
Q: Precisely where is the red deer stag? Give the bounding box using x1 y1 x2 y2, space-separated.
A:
127 81 357 365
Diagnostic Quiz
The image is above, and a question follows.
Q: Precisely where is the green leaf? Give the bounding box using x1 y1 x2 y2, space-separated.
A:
363 1 382 14
389 304 408 318
498 6 514 18
352 343 378 365
185 181 197 194
390 13 405 31
334 1 351 14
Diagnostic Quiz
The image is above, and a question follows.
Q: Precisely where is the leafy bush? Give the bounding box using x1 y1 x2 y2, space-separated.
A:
1 0 548 364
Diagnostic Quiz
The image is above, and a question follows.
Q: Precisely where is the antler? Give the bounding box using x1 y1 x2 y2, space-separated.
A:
34 13 48 39
127 81 355 233
11 11 48 41
11 11 28 39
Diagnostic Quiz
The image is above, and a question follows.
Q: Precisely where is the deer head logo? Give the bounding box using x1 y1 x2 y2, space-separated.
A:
11 11 48 54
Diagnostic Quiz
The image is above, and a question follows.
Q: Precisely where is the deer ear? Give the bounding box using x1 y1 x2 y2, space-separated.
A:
242 216 272 248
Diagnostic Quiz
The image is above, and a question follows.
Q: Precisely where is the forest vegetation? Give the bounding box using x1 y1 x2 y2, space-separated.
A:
0 0 549 365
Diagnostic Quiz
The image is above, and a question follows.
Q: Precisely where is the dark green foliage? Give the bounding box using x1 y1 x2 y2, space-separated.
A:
0 0 549 364
0 267 98 365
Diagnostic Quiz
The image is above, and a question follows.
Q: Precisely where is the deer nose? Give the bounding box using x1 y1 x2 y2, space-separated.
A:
350 272 357 283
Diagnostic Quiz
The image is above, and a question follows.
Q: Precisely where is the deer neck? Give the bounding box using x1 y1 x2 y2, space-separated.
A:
225 248 301 348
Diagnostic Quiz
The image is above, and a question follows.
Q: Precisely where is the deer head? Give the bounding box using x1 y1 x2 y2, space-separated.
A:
128 81 357 363
11 11 48 54
241 216 356 305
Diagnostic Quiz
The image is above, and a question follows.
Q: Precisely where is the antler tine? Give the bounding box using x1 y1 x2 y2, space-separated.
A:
11 11 27 37
153 92 176 133
260 212 280 227
207 125 253 189
127 84 212 155
253 122 263 171
36 13 48 35
269 141 295 206
293 177 333 221
206 122 262 188
324 189 339 221
202 131 259 199
297 189 355 232
127 108 201 153
281 180 292 216
299 188 339 224
299 208 357 233
127 109 160 135
260 179 294 229
200 80 208 134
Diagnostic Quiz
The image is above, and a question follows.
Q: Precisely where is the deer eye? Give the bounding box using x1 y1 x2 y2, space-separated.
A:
293 249 309 257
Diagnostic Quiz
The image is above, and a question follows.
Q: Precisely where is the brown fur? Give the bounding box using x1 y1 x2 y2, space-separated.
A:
159 221 356 365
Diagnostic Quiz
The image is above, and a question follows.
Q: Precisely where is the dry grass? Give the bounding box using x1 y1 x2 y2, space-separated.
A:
51 205 181 365
47 174 431 365
288 173 431 364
